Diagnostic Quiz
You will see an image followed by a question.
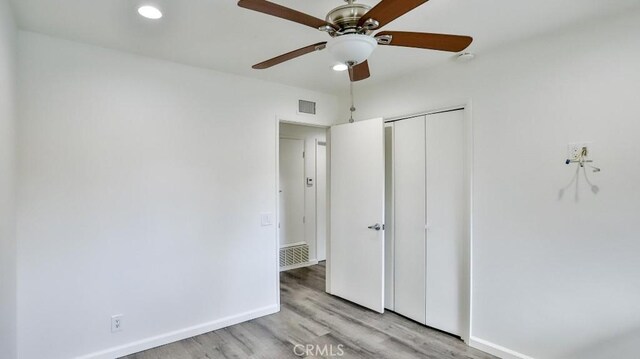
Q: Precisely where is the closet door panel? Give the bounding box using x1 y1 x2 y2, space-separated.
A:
393 116 426 324
425 110 465 335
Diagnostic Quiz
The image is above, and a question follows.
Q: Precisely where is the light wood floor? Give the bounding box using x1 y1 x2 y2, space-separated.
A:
122 263 496 359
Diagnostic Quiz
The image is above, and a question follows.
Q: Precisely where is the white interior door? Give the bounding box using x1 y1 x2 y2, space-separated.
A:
316 142 327 261
425 110 465 335
279 138 305 247
329 118 385 313
394 116 427 323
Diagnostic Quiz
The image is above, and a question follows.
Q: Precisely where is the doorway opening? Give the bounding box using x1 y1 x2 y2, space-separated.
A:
278 122 329 271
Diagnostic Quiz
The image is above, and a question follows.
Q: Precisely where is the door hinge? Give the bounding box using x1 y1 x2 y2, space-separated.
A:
303 216 306 223
303 151 305 159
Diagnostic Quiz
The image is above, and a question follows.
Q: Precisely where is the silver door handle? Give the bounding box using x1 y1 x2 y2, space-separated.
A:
368 224 382 231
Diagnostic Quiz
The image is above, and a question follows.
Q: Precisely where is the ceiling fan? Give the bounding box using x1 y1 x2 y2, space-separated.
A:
237 0 473 82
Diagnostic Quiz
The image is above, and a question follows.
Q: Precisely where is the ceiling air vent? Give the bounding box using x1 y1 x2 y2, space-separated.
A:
298 100 316 115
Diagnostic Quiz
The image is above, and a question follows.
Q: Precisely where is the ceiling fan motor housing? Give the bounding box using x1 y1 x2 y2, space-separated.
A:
325 1 377 65
326 3 371 33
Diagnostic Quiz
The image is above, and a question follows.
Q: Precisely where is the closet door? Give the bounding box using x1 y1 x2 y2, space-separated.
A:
425 110 465 335
393 116 426 324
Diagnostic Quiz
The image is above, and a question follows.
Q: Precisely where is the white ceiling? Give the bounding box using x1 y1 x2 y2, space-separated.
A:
11 0 640 94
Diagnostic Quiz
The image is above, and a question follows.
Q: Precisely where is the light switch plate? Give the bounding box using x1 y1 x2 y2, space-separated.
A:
261 212 273 226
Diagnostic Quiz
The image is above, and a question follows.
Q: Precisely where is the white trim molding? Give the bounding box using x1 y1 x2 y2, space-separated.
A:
469 336 535 359
77 305 280 359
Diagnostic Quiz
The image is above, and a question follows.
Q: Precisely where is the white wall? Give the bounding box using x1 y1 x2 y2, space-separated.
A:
0 0 17 358
16 31 339 359
354 10 640 359
279 123 327 261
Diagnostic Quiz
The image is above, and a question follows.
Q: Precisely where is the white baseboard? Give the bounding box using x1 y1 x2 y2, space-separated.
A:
78 304 280 359
280 260 319 272
469 336 535 359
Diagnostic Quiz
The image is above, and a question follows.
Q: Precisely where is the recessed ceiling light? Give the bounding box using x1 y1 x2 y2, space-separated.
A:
138 6 163 19
333 63 349 72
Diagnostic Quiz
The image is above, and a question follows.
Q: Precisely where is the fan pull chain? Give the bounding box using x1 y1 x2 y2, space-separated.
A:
349 80 356 123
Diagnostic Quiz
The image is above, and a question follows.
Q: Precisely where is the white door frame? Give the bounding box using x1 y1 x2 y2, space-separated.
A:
315 139 328 261
384 100 473 344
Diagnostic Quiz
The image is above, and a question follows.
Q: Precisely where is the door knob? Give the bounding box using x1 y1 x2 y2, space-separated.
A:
368 224 382 231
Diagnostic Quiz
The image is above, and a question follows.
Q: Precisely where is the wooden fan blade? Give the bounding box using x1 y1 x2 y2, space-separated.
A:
358 0 429 29
238 0 336 31
349 61 371 82
252 42 327 69
376 31 473 52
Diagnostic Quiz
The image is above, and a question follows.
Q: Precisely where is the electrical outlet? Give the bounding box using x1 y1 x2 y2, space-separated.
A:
111 314 123 333
568 142 591 161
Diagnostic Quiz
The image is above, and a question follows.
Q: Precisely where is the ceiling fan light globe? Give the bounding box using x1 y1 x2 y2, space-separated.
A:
327 34 377 65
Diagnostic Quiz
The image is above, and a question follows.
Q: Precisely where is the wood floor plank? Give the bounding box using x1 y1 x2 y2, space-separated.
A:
122 263 495 359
